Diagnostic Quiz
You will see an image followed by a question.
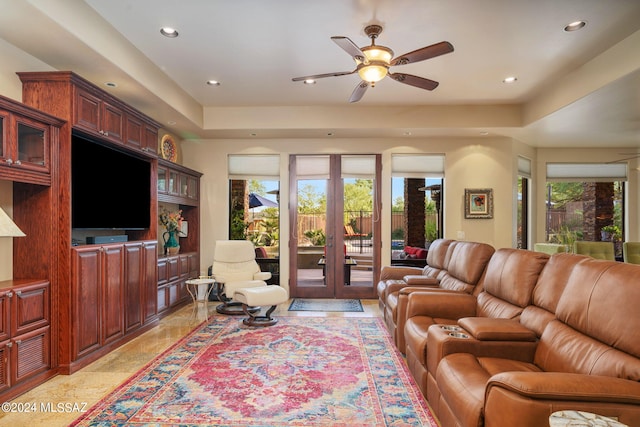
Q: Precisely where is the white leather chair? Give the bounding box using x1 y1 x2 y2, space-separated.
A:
211 240 271 315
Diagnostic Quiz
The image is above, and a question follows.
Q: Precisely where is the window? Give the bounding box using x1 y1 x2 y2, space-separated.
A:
517 156 531 249
228 154 280 252
545 162 626 257
390 154 444 257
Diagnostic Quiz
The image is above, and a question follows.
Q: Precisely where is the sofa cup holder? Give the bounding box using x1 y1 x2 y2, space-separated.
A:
448 332 470 339
440 325 462 332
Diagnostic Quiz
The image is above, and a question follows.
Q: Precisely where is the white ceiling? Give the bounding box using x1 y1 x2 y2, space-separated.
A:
0 0 639 147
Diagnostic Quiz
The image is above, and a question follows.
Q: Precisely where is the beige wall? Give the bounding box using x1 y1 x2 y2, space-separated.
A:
182 136 528 292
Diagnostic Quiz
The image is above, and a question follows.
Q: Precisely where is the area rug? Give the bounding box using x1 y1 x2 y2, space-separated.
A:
71 316 437 427
288 298 364 312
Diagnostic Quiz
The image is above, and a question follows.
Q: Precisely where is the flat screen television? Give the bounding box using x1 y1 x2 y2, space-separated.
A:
72 132 151 230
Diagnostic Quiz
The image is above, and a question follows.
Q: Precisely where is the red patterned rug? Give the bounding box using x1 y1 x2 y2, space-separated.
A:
71 316 438 426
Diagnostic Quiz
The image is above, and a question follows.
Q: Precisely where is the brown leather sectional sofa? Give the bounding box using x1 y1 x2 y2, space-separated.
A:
387 245 640 427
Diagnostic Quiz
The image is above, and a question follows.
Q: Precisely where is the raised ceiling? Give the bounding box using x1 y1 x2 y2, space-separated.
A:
0 0 639 147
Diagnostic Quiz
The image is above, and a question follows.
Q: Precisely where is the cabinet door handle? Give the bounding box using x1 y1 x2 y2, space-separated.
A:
5 158 12 165
6 342 12 348
14 160 21 165
14 290 21 296
6 291 13 298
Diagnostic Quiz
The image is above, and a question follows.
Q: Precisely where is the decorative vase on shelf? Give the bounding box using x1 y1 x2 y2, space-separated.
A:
163 230 180 255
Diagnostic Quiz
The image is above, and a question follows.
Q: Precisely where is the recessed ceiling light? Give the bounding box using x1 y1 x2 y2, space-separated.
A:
564 20 586 32
303 79 316 85
167 121 176 126
480 131 489 136
104 82 117 88
206 80 220 86
160 27 179 38
403 131 412 136
503 76 518 83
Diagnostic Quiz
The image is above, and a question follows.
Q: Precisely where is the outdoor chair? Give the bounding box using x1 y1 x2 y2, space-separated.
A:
623 242 640 264
573 241 615 260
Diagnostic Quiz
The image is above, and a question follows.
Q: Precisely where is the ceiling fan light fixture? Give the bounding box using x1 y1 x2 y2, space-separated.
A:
357 44 393 84
358 64 388 83
361 45 394 63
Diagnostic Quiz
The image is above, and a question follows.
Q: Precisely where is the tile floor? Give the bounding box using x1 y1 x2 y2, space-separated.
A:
0 298 381 426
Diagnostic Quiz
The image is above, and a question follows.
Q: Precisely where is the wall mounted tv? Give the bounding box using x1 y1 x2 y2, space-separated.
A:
72 132 151 230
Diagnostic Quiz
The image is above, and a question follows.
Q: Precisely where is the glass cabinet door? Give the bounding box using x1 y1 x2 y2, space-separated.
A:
187 176 198 199
179 174 188 197
158 167 168 193
168 171 179 195
16 119 47 170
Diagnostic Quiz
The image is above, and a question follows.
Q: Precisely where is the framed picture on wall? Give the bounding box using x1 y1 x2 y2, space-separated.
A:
465 188 493 219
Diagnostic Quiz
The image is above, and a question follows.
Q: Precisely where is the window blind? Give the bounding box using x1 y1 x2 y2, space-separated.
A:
546 163 627 182
228 154 280 179
391 154 445 178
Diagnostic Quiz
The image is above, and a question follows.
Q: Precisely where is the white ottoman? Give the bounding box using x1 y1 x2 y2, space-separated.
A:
233 286 289 326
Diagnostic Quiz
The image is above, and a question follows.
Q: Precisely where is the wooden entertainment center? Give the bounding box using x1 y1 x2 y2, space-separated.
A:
0 71 201 401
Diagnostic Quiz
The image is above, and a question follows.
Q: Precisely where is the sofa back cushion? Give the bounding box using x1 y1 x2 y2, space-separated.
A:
420 238 455 279
424 238 455 269
557 259 640 357
535 259 640 380
475 249 549 319
520 253 588 336
438 241 494 294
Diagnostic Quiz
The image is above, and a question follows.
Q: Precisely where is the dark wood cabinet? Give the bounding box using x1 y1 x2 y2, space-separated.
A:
71 241 157 363
0 94 63 185
0 280 51 397
75 87 125 145
158 159 200 203
144 125 158 155
157 252 199 316
8 71 198 391
71 244 124 359
16 71 164 374
124 241 158 333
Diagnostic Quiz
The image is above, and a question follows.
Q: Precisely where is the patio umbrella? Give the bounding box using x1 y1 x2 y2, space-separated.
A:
249 193 278 208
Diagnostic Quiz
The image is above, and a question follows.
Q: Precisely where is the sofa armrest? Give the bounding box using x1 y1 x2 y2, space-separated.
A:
482 372 640 427
380 265 423 281
488 372 640 405
253 272 272 281
404 275 439 286
406 291 477 319
458 317 537 341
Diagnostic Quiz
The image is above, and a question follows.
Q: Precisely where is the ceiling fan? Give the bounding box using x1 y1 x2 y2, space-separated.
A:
292 24 454 103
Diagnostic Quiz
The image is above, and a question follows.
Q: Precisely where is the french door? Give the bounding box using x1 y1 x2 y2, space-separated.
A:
289 154 381 299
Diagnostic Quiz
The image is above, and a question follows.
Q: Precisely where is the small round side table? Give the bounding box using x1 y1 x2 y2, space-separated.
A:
549 410 628 427
185 277 215 320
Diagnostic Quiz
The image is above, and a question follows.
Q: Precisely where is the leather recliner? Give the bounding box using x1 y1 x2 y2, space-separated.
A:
388 240 494 353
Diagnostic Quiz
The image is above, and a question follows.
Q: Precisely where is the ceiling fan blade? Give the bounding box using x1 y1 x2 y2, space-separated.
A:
349 81 370 103
292 70 356 81
388 72 439 90
331 36 365 61
391 41 454 66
